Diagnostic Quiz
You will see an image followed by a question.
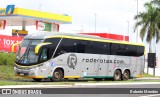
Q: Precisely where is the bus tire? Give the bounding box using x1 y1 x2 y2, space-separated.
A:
113 70 121 81
94 78 103 81
51 69 63 82
33 78 42 82
122 70 130 81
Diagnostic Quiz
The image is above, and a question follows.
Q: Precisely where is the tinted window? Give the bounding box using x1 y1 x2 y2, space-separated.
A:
44 38 61 58
77 40 87 53
117 44 127 55
48 38 144 57
56 39 77 56
111 43 144 57
126 45 137 56
40 48 48 62
137 46 144 56
87 41 110 55
111 43 119 55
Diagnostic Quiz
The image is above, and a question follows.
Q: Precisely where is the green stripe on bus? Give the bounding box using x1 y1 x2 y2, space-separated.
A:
84 76 113 78
48 76 52 78
130 76 134 79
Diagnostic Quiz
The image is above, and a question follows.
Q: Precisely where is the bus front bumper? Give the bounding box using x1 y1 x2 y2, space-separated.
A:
14 66 45 79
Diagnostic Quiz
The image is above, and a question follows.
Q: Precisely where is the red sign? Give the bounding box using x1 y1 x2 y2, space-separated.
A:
79 33 129 41
0 35 23 52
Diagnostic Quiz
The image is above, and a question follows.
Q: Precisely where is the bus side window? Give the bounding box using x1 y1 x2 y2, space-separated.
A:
104 43 110 55
77 40 87 53
126 45 137 56
40 48 48 62
55 39 77 56
86 41 110 55
117 44 127 56
48 48 54 58
111 43 119 55
137 46 144 56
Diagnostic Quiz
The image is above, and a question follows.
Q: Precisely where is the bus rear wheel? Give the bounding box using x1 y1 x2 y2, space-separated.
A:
122 70 130 81
113 70 121 81
33 78 42 82
51 69 63 82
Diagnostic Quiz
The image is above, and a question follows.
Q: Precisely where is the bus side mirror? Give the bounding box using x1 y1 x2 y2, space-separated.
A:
12 41 21 53
35 43 51 54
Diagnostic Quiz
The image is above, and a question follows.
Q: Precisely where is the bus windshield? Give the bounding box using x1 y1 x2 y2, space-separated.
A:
16 39 43 65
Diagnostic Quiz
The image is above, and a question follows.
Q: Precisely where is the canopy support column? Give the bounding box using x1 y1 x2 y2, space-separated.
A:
22 21 26 31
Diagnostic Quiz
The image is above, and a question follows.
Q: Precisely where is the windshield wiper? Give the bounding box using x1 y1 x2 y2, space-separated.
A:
18 53 27 63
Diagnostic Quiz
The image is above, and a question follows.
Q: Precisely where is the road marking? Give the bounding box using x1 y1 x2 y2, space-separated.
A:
75 82 160 86
139 94 160 97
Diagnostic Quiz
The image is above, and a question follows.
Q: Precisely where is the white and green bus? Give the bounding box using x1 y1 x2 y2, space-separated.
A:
14 32 145 82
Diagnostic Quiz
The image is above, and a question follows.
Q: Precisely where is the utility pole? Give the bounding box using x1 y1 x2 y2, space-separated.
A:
94 13 97 33
81 25 83 32
125 21 129 41
39 4 42 11
136 0 139 43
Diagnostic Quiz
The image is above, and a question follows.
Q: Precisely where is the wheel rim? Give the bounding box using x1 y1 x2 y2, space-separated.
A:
54 72 60 79
123 71 129 80
115 72 120 80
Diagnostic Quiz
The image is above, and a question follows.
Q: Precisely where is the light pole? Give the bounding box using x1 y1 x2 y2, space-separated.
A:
94 13 97 33
39 4 42 11
125 21 129 41
81 25 83 32
127 21 129 36
136 0 139 42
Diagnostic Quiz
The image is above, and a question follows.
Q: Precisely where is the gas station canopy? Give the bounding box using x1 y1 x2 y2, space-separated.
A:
0 5 72 26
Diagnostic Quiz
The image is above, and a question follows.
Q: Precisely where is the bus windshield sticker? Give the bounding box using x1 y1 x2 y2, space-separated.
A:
51 62 55 67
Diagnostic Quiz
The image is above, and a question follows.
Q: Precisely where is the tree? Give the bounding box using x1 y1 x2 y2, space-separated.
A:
134 3 160 53
151 0 160 6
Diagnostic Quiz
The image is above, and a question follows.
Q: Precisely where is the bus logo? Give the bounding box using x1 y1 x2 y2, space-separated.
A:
67 54 77 68
5 5 15 14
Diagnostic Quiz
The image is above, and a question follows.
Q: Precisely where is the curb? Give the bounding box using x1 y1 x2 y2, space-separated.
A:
135 78 160 80
1 82 160 88
0 85 73 88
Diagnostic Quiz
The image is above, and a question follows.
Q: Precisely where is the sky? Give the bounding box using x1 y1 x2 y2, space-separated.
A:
0 0 150 43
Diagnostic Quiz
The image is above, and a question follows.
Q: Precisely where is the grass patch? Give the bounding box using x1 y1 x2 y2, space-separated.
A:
143 73 157 77
0 52 16 65
0 81 33 86
0 65 28 80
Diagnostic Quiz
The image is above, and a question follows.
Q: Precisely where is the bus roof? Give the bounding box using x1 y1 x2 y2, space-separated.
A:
24 32 144 46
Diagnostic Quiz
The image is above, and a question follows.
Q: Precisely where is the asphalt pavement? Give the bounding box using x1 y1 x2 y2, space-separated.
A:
0 77 160 88
1 81 160 97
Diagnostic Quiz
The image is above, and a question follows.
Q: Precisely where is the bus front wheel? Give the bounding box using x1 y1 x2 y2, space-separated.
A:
51 69 63 82
113 70 121 81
